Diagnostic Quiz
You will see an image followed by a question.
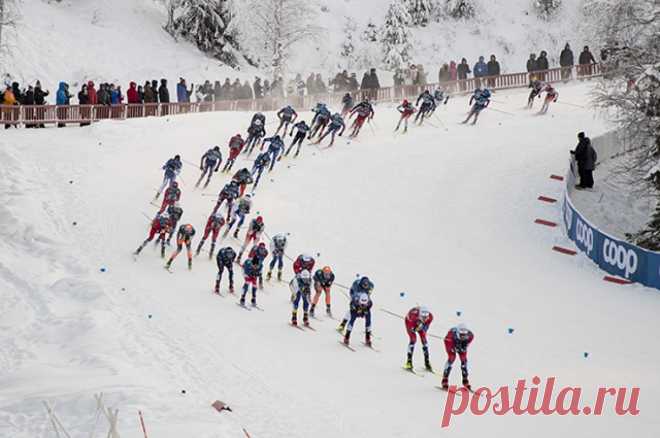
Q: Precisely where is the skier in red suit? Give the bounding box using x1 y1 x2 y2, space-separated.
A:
442 324 474 390
403 306 434 371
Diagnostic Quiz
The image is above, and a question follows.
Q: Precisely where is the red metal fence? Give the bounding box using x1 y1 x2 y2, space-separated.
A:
1 65 601 127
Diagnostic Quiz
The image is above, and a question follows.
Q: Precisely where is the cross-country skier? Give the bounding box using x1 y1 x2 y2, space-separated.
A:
462 88 491 125
212 180 240 219
404 306 434 372
275 105 298 136
285 120 310 158
247 242 269 289
261 135 285 171
214 246 237 294
251 152 271 190
196 146 222 188
349 98 374 137
539 84 559 114
317 113 345 147
290 269 313 326
155 155 182 199
245 116 266 155
341 93 354 118
395 99 416 133
293 253 315 275
441 323 474 390
164 203 184 245
266 233 288 281
165 223 196 270
157 180 181 214
240 255 263 307
309 103 331 139
342 292 373 347
310 266 335 317
415 90 436 125
237 216 265 262
337 276 374 333
134 212 171 258
433 88 450 107
527 79 544 109
224 193 252 239
222 134 245 172
196 211 226 258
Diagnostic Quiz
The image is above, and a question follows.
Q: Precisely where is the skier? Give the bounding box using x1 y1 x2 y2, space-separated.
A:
539 84 559 114
275 105 298 136
222 134 245 172
261 135 285 171
293 253 315 275
285 120 310 158
224 193 252 239
266 233 288 281
157 180 181 214
310 266 335 318
403 306 434 372
245 117 266 155
237 216 265 262
462 88 491 125
441 323 474 390
342 292 373 347
348 98 374 137
165 223 196 270
316 112 345 147
290 269 312 327
232 167 254 196
134 212 171 258
196 211 226 258
527 79 544 109
155 155 182 199
212 180 240 219
341 92 354 118
196 146 222 188
239 254 263 307
164 203 184 245
214 246 237 294
337 276 374 333
395 99 416 133
309 103 331 139
247 241 269 289
251 152 271 191
433 88 450 107
415 90 436 125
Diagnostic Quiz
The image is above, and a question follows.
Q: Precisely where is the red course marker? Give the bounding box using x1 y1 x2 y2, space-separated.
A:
535 219 558 227
550 174 564 181
538 196 557 203
603 276 632 285
552 246 577 256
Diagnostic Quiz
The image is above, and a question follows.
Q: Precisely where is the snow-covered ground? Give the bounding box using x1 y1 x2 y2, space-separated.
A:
2 82 659 438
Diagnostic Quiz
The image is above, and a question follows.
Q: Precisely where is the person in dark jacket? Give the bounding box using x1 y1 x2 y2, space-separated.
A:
457 58 471 91
486 55 500 87
137 85 144 103
306 73 316 95
526 53 538 73
231 78 242 99
144 82 155 103
11 82 23 104
360 71 370 90
536 51 549 81
151 80 160 103
253 77 263 99
158 79 170 103
571 132 597 189
348 73 359 92
78 84 91 126
214 81 222 101
23 85 36 128
578 46 597 77
559 43 574 80
34 81 49 105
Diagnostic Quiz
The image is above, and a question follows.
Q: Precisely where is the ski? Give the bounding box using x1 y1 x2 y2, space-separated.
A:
236 302 252 311
213 289 226 298
339 341 356 352
302 324 316 331
436 386 474 394
403 367 424 377
362 342 380 352
251 304 264 311
290 323 305 331
415 368 439 376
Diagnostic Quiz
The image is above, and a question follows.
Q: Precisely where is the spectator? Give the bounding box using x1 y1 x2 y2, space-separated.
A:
348 73 359 92
578 46 597 77
263 79 271 97
87 81 98 105
394 69 405 86
110 84 123 105
3 85 17 129
202 80 213 102
137 85 145 104
24 85 35 105
127 81 139 104
457 58 471 80
11 82 23 104
272 76 285 98
415 64 427 86
438 64 450 83
526 53 538 74
571 132 597 190
560 43 574 80
360 71 369 90
449 61 457 81
151 80 160 103
23 85 36 128
56 81 73 127
159 79 170 103
314 74 326 94
221 78 231 100
473 56 488 88
295 73 305 97
195 84 204 103
177 78 193 103
78 84 91 127
536 50 549 80
253 77 263 99
486 55 500 87
144 81 156 103
214 80 222 101
34 80 49 105
306 73 316 95
232 78 242 99
243 80 254 100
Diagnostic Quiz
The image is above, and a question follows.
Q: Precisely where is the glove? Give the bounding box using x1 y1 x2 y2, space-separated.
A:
199 166 203 171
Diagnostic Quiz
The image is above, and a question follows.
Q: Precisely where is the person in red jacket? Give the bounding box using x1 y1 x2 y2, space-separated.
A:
293 254 315 274
222 134 246 172
134 212 171 258
196 211 225 258
87 81 98 105
127 82 139 104
441 323 474 390
158 181 181 214
404 306 434 372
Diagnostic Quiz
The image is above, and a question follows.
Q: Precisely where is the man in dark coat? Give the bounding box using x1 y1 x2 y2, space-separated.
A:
34 81 49 105
526 54 538 74
151 80 159 103
571 132 597 189
253 77 263 99
457 58 471 80
486 55 500 87
158 79 170 103
578 46 597 76
348 73 359 92
560 43 574 80
221 78 232 100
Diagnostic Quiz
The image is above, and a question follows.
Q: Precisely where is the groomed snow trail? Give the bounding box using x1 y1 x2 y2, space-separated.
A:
1 83 659 437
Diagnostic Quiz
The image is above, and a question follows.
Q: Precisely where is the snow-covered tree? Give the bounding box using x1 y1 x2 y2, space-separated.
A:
588 0 660 249
362 20 379 43
234 0 321 77
444 0 474 19
171 0 240 67
381 1 414 70
405 0 434 26
533 0 562 20
340 16 357 61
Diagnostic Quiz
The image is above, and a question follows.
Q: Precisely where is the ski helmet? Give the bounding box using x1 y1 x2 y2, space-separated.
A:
359 276 371 289
419 307 431 322
322 266 333 276
258 242 266 248
213 146 220 151
171 181 178 188
482 89 491 98
184 224 193 232
358 293 369 307
302 254 312 263
403 99 409 105
174 154 181 160
456 323 469 339
256 216 263 224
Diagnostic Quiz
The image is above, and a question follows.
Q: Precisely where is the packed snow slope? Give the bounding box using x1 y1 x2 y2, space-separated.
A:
4 0 589 87
2 82 660 437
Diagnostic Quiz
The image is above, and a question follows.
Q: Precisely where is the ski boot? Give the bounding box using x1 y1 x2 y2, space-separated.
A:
251 297 257 308
229 285 235 294
404 354 413 371
188 258 192 270
134 245 144 255
326 304 332 317
441 377 449 390
214 281 220 294
239 293 246 306
291 311 298 326
196 241 204 256
266 270 272 281
209 243 215 259
336 320 347 334
309 304 316 318
303 312 310 327
164 260 172 270
462 378 471 391
343 330 351 345
258 276 263 290
233 228 240 239
277 270 282 281
424 359 434 373
365 332 372 348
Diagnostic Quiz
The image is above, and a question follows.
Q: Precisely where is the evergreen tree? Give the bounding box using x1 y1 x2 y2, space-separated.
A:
172 0 240 67
533 0 562 20
381 1 414 70
362 20 379 43
405 0 434 26
341 16 357 60
445 0 475 19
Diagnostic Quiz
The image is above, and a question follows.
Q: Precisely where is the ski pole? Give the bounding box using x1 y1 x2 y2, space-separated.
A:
489 107 515 116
